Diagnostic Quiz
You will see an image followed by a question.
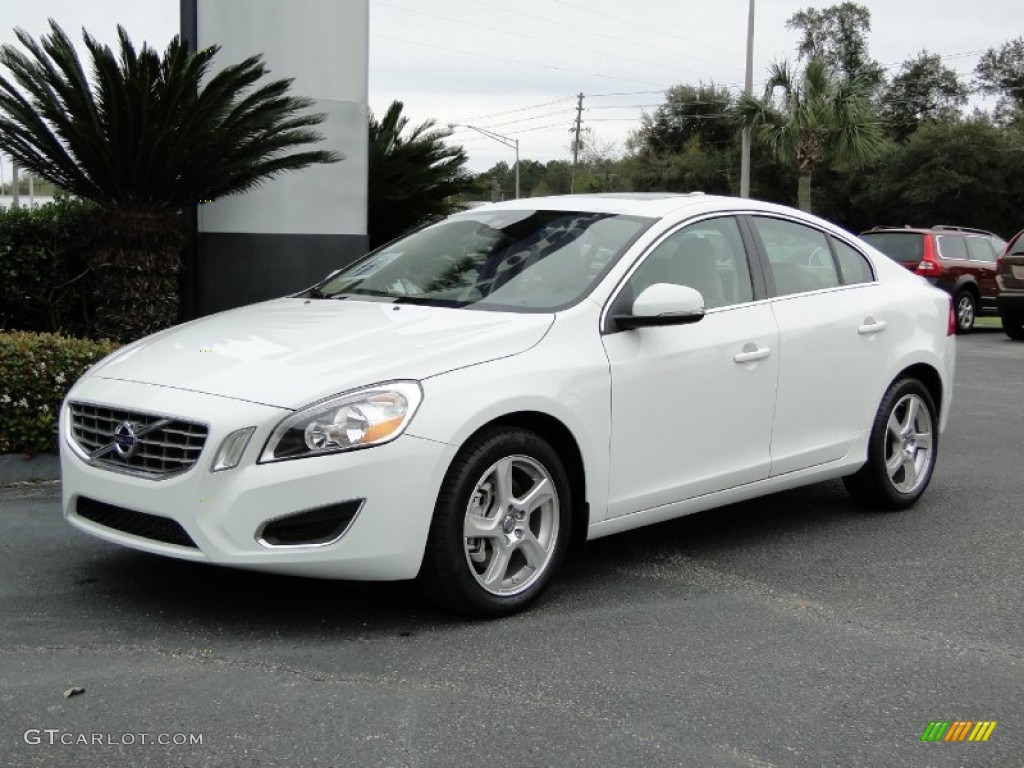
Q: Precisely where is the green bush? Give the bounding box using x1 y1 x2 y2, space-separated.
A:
0 331 118 454
0 197 98 336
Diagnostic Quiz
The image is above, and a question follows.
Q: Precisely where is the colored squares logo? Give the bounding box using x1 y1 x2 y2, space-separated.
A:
921 721 997 742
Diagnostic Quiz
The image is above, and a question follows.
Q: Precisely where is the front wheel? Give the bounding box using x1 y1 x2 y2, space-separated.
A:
418 427 571 617
844 378 938 511
954 290 976 334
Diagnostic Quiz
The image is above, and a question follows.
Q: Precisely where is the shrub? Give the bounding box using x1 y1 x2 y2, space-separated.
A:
0 196 97 336
0 331 118 454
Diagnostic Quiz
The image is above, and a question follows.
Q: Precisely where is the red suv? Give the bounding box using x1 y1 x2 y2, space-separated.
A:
860 225 1006 333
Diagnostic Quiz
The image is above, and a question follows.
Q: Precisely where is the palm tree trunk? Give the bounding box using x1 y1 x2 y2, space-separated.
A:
798 171 812 212
88 209 184 343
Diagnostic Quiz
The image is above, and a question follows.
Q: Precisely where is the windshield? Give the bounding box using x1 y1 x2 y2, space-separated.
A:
311 210 654 311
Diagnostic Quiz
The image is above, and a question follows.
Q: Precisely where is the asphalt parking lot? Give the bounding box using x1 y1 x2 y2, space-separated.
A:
1 330 1021 768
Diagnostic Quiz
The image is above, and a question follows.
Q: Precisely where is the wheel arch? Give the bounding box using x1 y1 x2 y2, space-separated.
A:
465 411 589 552
892 363 944 421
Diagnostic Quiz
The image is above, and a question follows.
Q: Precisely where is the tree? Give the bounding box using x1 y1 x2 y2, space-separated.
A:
786 3 883 86
855 119 1024 238
975 37 1024 122
367 100 477 248
630 84 735 154
881 51 968 141
0 21 338 341
733 58 884 212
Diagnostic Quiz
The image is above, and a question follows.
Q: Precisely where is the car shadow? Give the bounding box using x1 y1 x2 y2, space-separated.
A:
74 480 869 632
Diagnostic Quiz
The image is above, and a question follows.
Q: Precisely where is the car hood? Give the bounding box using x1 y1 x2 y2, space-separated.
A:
89 298 554 409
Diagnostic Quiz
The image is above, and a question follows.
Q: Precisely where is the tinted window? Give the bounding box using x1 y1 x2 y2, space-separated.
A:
624 217 753 310
1011 233 1024 256
966 237 997 262
860 232 923 265
936 235 967 260
834 238 875 284
752 217 840 296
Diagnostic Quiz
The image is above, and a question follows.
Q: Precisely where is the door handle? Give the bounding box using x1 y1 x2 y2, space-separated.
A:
858 319 887 335
733 345 771 363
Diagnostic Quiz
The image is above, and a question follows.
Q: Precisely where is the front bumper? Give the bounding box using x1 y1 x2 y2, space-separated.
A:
60 377 456 580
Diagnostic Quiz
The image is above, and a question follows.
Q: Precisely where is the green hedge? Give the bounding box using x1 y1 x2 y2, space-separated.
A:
0 197 98 336
0 331 118 455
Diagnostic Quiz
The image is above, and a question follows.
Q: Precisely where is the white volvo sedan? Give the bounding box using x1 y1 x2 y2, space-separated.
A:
60 194 955 616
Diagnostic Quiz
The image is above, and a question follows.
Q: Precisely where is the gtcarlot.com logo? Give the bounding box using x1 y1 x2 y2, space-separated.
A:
24 729 204 747
920 720 997 743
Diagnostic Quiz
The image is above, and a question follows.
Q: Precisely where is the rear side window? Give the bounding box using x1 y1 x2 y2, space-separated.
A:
833 238 875 284
936 235 967 260
1011 233 1024 256
860 232 923 265
966 237 997 262
751 217 840 296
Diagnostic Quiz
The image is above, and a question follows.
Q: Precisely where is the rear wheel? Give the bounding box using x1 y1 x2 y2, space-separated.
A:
844 378 938 511
418 427 571 617
954 290 976 334
1001 311 1024 340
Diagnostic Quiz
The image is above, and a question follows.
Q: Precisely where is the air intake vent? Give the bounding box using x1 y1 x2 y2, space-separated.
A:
76 497 199 549
258 500 363 547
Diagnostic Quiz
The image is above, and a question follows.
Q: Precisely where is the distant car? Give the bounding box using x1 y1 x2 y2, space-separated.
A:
860 225 1006 333
996 229 1024 340
60 194 956 617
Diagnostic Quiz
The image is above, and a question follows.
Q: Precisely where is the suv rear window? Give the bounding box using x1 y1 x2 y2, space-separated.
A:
860 232 923 265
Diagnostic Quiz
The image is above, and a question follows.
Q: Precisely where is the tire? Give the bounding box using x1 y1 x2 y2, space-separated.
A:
954 290 976 334
1001 311 1024 341
418 427 571 617
844 378 938 511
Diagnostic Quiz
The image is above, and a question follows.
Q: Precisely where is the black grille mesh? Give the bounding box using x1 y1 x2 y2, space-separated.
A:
76 497 198 549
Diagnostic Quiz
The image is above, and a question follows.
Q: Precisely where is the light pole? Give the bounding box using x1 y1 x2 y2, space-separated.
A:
449 123 520 199
740 0 755 198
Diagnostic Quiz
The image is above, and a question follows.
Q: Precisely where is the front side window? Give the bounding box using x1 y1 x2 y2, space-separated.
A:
621 217 753 310
752 217 840 296
313 210 654 312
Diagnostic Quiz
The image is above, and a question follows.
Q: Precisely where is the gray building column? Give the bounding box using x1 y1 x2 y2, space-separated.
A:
182 0 369 316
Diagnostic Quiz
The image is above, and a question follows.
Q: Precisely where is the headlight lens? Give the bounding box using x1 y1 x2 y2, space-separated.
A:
260 382 422 462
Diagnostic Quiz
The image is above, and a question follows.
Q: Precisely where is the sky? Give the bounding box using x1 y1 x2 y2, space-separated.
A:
1 0 1022 180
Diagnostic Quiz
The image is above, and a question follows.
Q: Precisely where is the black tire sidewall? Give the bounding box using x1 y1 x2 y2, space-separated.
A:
420 427 572 617
864 379 939 509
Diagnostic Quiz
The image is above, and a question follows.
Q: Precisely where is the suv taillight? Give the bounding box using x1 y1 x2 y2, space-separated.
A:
947 297 956 336
916 235 938 275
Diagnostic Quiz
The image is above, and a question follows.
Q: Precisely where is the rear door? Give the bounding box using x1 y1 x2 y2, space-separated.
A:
965 236 1000 308
748 215 896 476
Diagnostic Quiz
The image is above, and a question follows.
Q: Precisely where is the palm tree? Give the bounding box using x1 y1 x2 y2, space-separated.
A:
368 101 477 248
734 58 882 212
0 21 339 341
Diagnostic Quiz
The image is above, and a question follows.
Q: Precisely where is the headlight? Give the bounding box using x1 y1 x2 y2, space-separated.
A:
259 382 422 462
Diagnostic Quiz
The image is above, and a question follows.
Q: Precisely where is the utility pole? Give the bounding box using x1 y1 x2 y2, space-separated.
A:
11 160 20 209
571 92 584 193
740 0 755 198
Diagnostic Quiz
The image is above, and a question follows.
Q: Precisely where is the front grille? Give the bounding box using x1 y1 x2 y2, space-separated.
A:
76 497 198 549
70 401 208 478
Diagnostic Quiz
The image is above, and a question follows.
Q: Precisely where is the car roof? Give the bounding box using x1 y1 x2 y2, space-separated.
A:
474 192 827 221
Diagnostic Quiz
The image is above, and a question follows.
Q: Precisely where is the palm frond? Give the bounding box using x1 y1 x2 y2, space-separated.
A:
0 20 339 212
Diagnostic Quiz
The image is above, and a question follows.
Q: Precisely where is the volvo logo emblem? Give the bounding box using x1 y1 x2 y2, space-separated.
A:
112 421 139 459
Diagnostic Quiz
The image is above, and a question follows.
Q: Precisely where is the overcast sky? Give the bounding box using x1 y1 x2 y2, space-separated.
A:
1 0 1022 178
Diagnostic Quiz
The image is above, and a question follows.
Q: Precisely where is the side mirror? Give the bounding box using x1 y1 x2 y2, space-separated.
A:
613 283 706 330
